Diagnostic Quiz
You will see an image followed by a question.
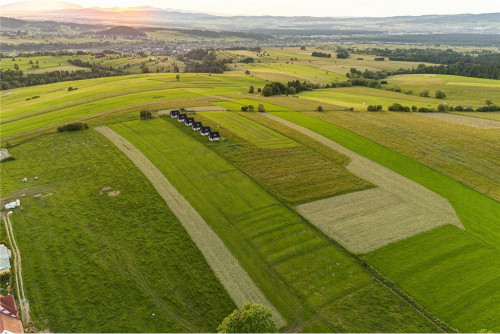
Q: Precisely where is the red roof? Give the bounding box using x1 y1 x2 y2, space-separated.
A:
0 295 23 333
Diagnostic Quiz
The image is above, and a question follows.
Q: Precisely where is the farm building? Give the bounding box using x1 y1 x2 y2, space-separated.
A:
192 122 202 131
184 117 195 126
200 126 211 136
170 110 180 118
177 114 187 122
0 294 24 333
209 131 221 142
0 245 10 275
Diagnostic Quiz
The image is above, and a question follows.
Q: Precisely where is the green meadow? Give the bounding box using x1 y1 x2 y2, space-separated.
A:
0 130 235 332
271 111 500 332
110 118 439 332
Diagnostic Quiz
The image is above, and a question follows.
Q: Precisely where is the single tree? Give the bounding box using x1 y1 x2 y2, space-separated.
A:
248 105 255 112
140 110 152 120
218 303 277 333
419 90 430 98
317 106 324 112
258 103 266 112
249 85 255 93
176 74 181 81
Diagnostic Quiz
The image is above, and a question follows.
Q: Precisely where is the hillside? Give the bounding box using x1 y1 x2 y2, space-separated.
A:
97 26 147 37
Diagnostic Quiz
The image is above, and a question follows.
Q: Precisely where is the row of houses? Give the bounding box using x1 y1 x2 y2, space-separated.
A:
169 110 220 141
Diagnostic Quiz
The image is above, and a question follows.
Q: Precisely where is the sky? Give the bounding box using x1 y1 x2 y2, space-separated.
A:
1 0 499 17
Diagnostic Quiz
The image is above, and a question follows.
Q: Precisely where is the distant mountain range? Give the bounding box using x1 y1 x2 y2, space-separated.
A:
1 1 499 34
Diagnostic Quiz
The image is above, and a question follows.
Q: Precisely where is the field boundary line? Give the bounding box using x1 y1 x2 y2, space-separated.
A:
94 126 286 328
265 113 463 253
2 215 31 325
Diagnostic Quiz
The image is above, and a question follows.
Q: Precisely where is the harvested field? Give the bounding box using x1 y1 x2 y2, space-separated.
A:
266 114 463 253
95 126 285 327
157 106 227 115
418 112 500 128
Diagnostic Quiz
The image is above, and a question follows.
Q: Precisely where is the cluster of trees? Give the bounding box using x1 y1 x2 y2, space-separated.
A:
57 122 88 132
384 102 499 113
336 49 349 59
240 57 255 63
345 68 383 88
0 66 125 90
139 110 153 119
218 303 277 333
367 105 383 111
311 51 331 58
261 80 319 97
240 103 265 112
183 51 230 74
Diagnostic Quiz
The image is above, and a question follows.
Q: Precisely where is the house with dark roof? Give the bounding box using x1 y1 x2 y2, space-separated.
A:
0 295 23 333
170 110 180 118
177 114 187 122
184 117 195 126
200 126 211 136
209 131 221 142
192 122 202 131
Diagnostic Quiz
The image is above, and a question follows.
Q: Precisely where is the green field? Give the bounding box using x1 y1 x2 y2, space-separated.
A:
109 118 439 332
0 130 235 332
271 111 500 332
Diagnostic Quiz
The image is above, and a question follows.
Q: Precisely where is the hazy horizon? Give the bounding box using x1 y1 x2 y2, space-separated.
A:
1 0 499 17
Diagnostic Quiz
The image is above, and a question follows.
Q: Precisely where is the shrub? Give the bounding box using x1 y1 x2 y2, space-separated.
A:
57 122 88 132
367 105 378 111
248 105 255 112
404 90 413 95
140 110 152 119
454 106 464 111
418 107 436 113
388 103 404 111
317 106 324 112
245 70 251 75
435 90 447 99
419 90 430 97
411 105 418 112
241 105 248 112
248 85 254 93
476 105 500 112
257 88 262 93
258 103 266 112
464 107 475 112
380 80 387 84
68 86 78 91
374 57 385 61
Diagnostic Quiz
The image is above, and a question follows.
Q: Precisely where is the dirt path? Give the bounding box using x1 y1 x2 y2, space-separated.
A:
418 112 500 128
95 126 285 328
265 113 463 253
2 215 31 325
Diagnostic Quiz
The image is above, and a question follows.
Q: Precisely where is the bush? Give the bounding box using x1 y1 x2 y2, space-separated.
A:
411 105 418 112
476 105 500 112
367 105 380 111
241 105 248 111
435 90 447 99
380 80 387 84
68 86 78 91
374 57 385 61
417 107 436 113
140 110 152 119
57 122 88 132
248 105 255 112
464 107 475 112
245 70 251 75
419 90 430 97
454 105 464 111
317 106 324 112
218 303 277 333
248 85 254 93
257 88 262 93
258 103 266 112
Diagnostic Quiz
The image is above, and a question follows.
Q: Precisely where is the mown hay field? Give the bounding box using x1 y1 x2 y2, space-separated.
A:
271 111 500 332
96 126 285 327
193 112 371 204
304 110 500 201
385 74 500 107
0 130 236 332
110 118 439 332
418 112 500 128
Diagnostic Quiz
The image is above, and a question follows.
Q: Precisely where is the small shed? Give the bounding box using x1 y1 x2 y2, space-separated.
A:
209 131 221 142
177 114 187 122
0 245 11 275
184 117 195 126
170 110 180 118
192 122 202 131
200 126 211 136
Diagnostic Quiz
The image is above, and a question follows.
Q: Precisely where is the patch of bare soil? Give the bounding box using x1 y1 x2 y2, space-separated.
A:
107 190 120 197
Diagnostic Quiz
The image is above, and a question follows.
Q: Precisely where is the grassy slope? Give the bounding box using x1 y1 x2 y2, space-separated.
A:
0 130 235 332
272 111 500 332
110 118 439 332
307 110 500 201
197 111 371 204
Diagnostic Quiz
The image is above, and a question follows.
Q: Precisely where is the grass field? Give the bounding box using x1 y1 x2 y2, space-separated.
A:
304 110 500 201
0 130 236 332
110 118 439 332
271 111 500 332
